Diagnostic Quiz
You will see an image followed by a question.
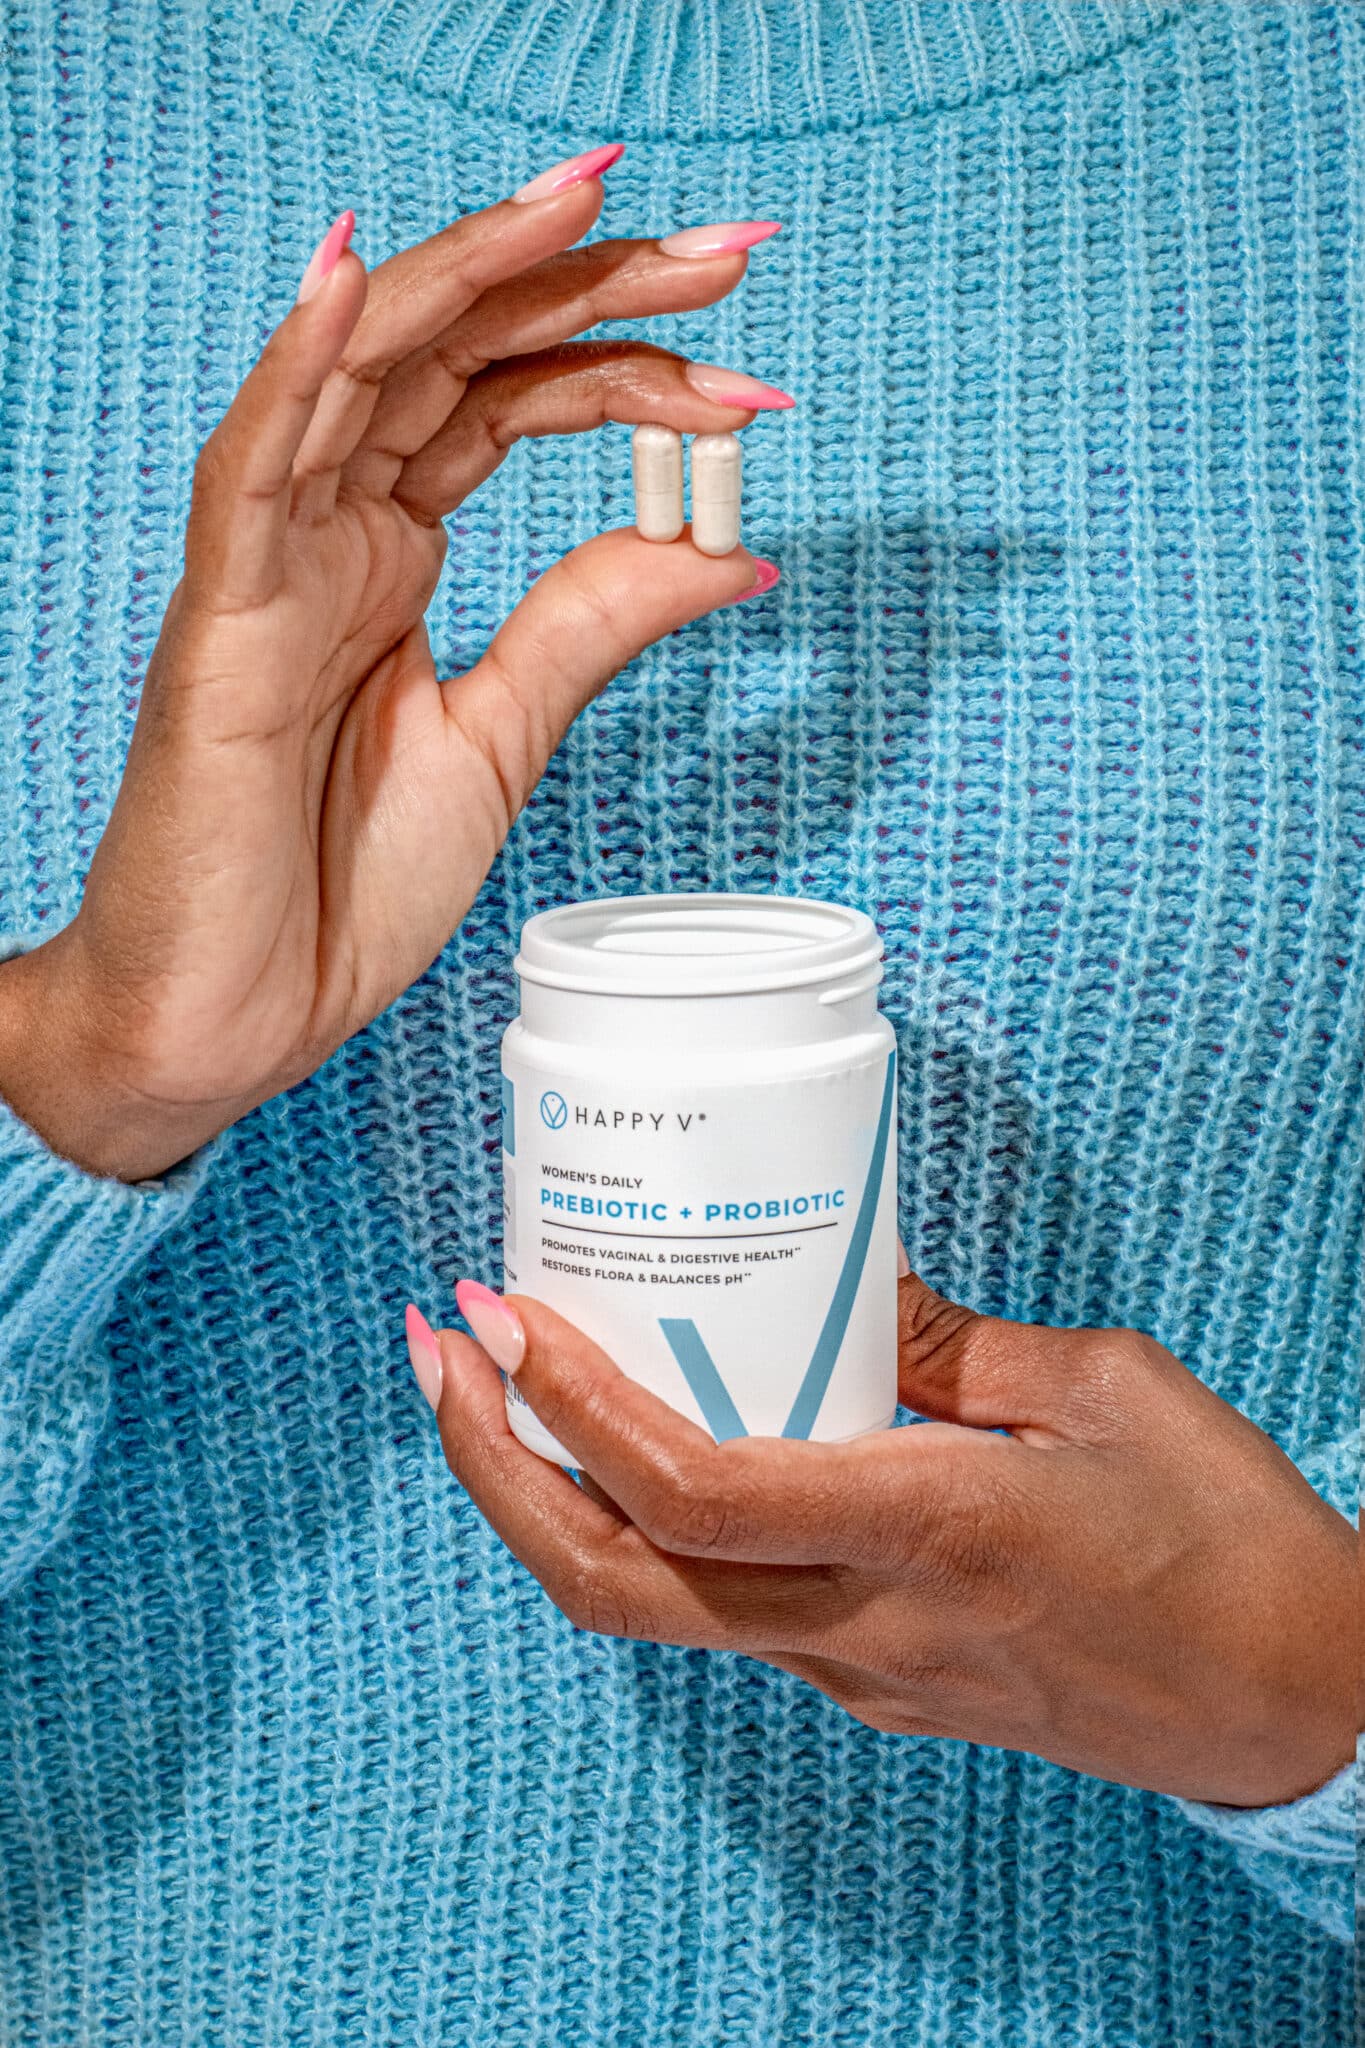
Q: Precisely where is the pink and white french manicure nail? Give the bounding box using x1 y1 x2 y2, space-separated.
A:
512 143 625 204
404 1302 443 1411
296 208 356 305
455 1279 527 1375
683 362 795 410
659 220 782 259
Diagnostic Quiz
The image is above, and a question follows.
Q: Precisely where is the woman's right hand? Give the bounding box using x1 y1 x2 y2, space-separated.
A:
0 151 788 1182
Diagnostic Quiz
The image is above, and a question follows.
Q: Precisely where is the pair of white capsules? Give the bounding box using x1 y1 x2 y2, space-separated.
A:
632 425 742 557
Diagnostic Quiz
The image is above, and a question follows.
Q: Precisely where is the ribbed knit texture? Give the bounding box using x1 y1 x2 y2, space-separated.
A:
1 1 1360 2040
0 1021 220 1596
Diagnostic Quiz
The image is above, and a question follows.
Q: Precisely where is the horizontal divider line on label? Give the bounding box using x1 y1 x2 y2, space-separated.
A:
538 1223 841 1242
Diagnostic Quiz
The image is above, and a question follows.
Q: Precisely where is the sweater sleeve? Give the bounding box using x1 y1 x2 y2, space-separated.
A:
1168 1425 1360 1942
0 930 222 1596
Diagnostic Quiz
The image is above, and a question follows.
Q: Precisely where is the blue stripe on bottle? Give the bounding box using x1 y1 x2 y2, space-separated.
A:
781 1048 896 1438
655 1319 750 1442
657 1047 897 1442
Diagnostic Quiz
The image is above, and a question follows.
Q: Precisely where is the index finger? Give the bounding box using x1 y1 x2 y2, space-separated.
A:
492 1292 989 1568
432 1328 842 1655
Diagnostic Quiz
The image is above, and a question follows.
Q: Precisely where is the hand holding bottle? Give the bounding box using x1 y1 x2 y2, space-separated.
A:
413 1262 1358 1809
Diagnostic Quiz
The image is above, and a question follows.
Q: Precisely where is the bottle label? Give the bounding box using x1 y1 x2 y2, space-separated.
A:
500 1048 898 1462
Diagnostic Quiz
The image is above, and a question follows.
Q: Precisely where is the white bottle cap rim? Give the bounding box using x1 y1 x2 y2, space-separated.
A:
514 892 885 998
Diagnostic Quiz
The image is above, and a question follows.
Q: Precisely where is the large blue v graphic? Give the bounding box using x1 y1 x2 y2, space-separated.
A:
658 1049 897 1442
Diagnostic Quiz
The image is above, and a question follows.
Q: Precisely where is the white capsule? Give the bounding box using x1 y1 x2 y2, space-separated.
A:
632 424 685 542
689 431 743 557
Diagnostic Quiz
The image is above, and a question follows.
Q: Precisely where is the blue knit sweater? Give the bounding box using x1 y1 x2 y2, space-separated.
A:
1 1 1359 2040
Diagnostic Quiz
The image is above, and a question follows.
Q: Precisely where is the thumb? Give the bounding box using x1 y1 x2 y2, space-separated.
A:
896 1252 1077 1438
441 526 777 819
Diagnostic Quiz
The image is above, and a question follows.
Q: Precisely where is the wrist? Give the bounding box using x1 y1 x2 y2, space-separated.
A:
1224 1730 1359 1812
1210 1514 1360 1810
0 926 223 1183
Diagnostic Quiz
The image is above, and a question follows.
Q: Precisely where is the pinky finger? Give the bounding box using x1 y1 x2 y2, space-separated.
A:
180 210 365 616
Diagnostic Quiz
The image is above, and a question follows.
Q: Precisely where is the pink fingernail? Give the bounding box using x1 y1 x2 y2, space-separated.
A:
404 1302 443 1411
684 361 795 411
455 1278 527 1376
897 1239 911 1279
726 558 781 605
658 220 782 260
296 208 356 305
512 143 625 204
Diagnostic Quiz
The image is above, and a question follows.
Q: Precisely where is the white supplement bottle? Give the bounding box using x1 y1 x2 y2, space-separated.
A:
499 893 899 1466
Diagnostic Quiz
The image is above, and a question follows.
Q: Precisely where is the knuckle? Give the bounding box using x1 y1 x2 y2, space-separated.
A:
647 1463 738 1557
550 1557 596 1635
466 387 517 458
533 1361 621 1461
431 334 487 387
900 1287 978 1378
450 1391 514 1483
1058 1327 1156 1436
923 1461 1016 1589
331 350 385 402
1125 1326 1179 1377
562 1559 637 1642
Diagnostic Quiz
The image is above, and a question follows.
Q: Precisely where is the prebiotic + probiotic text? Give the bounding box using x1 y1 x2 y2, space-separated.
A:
499 893 899 1466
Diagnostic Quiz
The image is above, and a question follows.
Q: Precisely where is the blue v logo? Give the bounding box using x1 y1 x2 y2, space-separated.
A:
657 1051 896 1442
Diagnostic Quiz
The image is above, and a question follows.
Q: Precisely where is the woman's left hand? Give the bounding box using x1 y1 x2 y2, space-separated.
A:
423 1262 1357 1806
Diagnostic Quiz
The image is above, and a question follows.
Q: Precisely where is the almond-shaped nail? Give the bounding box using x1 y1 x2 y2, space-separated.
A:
725 558 781 606
684 361 795 411
897 1239 911 1279
455 1278 526 1376
296 208 356 305
512 143 625 204
659 220 781 260
404 1302 443 1410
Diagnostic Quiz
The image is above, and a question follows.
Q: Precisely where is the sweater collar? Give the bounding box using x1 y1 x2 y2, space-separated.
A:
255 0 1189 143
